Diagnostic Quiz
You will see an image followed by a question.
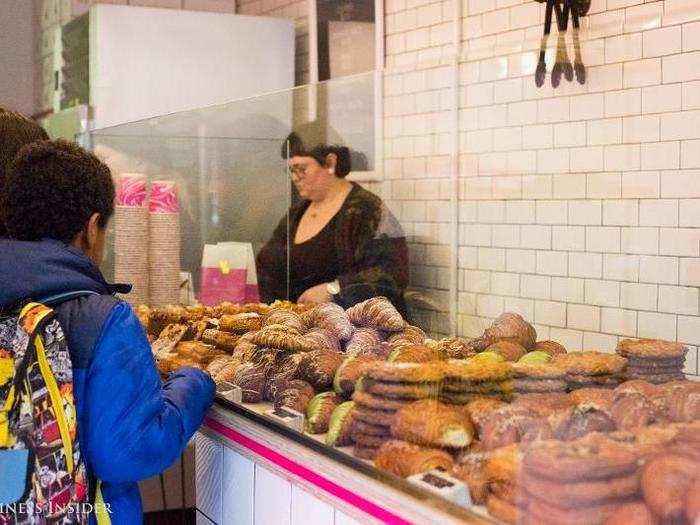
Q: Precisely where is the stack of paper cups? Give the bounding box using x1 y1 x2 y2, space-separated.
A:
149 180 181 307
114 173 149 306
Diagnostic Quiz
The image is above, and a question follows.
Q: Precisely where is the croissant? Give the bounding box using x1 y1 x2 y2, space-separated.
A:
275 379 316 413
251 324 316 352
214 360 243 383
303 328 342 352
262 309 307 334
433 337 478 360
388 344 444 363
485 340 527 362
306 392 341 434
479 312 537 350
391 399 475 448
232 360 274 403
334 355 379 397
176 341 224 364
374 440 454 478
151 323 188 358
534 340 567 357
345 327 384 356
201 329 240 352
346 297 406 332
219 313 262 334
299 350 345 390
387 325 426 347
207 355 237 378
303 303 354 341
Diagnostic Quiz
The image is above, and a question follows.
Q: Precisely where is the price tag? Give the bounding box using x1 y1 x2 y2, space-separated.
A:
407 469 472 507
265 406 305 432
216 382 242 403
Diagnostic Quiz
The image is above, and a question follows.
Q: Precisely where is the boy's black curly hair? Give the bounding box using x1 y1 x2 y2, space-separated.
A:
0 107 49 236
1 139 115 243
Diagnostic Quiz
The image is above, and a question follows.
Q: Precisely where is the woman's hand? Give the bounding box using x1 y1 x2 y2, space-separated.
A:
298 283 333 304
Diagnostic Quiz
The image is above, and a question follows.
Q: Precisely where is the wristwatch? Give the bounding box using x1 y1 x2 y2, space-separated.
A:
326 280 341 296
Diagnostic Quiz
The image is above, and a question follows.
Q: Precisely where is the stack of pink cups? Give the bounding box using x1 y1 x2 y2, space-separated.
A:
114 174 149 306
148 180 181 307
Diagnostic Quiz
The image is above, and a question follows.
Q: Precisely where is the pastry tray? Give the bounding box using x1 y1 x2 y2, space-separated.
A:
213 394 496 524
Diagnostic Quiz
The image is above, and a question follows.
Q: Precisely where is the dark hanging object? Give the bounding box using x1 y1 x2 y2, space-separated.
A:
535 0 588 88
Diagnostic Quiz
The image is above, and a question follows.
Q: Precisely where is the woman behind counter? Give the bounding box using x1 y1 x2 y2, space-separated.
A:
257 134 409 316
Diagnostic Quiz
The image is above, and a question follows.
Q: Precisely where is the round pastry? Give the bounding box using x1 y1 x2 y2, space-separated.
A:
388 343 443 363
299 350 344 390
325 401 356 447
387 325 426 347
374 439 454 478
521 470 639 509
523 440 638 482
334 355 378 397
443 359 510 383
550 405 616 441
306 392 341 434
534 340 567 357
518 350 553 364
353 444 380 460
686 477 700 524
486 495 521 524
463 397 507 432
364 361 445 384
480 312 537 350
510 378 568 393
391 399 475 448
527 498 625 525
611 395 668 431
641 453 700 522
303 328 341 353
569 388 615 412
486 340 528 362
626 355 686 368
346 296 406 332
625 371 686 384
668 389 700 422
354 419 391 437
262 308 307 334
345 327 384 357
553 351 627 376
616 338 688 359
274 380 316 413
603 501 657 525
207 355 236 378
351 431 391 449
480 406 552 449
353 407 397 427
613 379 659 400
512 392 572 417
361 379 441 400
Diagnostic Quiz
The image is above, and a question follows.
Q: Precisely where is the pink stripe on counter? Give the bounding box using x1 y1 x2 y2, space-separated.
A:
204 417 411 525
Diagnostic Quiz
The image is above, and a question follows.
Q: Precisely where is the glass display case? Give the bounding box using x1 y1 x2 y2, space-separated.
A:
87 1 700 516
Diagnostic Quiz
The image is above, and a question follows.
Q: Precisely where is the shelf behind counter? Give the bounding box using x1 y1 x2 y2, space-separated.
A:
194 395 496 525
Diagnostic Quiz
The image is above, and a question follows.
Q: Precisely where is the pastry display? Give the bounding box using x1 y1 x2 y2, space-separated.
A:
141 301 698 524
306 392 341 434
346 296 406 332
617 339 688 384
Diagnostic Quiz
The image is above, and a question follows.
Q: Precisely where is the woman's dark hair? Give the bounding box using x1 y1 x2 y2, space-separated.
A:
0 107 49 236
281 131 352 178
1 139 115 243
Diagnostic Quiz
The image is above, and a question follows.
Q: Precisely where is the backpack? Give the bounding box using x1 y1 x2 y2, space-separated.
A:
0 296 109 524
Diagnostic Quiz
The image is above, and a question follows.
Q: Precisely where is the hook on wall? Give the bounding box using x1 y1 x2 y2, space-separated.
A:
534 0 588 88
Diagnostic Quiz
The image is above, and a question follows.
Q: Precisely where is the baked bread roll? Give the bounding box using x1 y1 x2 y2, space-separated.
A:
374 440 454 478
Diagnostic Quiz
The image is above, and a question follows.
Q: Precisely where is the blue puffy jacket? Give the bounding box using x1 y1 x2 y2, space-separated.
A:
0 238 216 524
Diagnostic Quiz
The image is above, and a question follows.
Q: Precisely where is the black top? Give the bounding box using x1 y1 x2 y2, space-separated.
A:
256 183 409 315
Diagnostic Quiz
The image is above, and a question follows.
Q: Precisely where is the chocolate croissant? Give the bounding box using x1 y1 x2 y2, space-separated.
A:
346 297 406 332
262 309 307 334
219 312 262 334
251 324 316 352
391 399 475 448
345 327 384 357
374 440 454 478
303 303 354 341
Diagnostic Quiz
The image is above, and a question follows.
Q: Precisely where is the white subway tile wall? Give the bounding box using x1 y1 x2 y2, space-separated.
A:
382 0 700 377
